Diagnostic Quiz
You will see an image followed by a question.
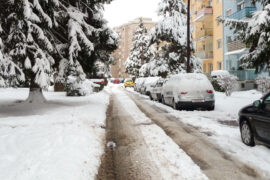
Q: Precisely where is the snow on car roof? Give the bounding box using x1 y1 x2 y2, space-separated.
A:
144 77 161 85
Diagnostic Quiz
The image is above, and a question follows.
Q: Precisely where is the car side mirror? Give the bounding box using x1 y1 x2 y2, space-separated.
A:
253 100 262 108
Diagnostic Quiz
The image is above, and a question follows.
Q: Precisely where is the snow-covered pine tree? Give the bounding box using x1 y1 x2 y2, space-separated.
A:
150 0 201 75
224 0 270 72
126 20 150 77
0 0 59 102
55 0 118 95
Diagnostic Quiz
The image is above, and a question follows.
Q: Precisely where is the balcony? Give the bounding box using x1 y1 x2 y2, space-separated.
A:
228 7 257 20
229 69 258 81
195 28 213 40
195 51 213 60
194 7 213 22
227 40 246 52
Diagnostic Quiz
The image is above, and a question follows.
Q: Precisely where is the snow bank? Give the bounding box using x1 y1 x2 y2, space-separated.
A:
0 88 109 180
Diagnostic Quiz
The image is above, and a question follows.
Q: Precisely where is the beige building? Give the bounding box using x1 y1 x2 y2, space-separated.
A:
111 17 156 78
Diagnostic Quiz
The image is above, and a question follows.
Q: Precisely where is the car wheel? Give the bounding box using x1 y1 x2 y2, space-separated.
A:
150 94 153 100
207 106 215 111
240 120 255 147
172 99 178 110
162 96 165 104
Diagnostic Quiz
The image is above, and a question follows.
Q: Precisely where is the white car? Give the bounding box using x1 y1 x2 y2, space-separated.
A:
150 78 166 102
134 78 146 92
161 73 215 110
141 77 161 95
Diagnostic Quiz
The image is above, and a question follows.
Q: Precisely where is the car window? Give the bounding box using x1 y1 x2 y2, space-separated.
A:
264 95 270 112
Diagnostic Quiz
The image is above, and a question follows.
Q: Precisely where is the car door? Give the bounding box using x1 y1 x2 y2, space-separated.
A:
253 94 270 143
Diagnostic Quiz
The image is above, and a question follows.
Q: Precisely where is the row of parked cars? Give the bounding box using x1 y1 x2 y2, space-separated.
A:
134 73 270 147
134 73 215 111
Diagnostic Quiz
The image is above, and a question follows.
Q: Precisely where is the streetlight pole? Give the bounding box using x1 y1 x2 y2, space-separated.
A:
187 0 191 73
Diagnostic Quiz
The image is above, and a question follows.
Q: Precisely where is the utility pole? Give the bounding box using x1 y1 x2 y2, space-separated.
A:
187 0 191 73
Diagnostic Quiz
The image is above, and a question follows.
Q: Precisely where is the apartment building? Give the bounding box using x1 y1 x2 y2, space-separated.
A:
110 18 156 78
223 0 269 83
187 0 223 74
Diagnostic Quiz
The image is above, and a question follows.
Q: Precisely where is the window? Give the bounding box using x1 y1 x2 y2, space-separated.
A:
237 1 245 11
227 35 233 43
226 9 232 17
218 62 222 70
217 39 222 49
209 63 213 72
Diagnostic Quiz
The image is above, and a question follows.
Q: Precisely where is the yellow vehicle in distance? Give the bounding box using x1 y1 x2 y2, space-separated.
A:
124 79 134 88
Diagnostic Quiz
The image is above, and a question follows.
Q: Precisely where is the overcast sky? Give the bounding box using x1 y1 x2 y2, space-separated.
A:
104 0 159 28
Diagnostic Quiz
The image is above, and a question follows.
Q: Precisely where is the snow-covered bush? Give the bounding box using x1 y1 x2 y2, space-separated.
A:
256 76 270 94
66 76 94 97
215 74 239 96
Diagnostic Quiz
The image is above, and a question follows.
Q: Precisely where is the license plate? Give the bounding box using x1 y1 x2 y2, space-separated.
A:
192 99 204 102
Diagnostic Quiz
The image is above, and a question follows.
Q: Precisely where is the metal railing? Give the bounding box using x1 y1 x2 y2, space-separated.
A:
195 51 213 59
229 69 258 81
195 7 213 21
228 7 257 20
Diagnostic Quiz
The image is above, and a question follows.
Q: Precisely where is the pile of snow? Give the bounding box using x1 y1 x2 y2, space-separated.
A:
0 88 109 180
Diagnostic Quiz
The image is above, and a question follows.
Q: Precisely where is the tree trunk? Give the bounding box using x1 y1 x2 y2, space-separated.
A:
25 73 46 103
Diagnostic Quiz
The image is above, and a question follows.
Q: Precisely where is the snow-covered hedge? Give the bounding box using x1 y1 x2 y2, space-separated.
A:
66 76 95 97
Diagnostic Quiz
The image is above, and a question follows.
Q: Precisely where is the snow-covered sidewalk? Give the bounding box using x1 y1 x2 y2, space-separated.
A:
127 88 270 178
0 88 109 180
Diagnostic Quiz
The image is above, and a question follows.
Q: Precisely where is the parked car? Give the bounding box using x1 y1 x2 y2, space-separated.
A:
134 78 146 93
150 78 166 102
239 92 270 147
141 77 161 95
124 79 134 88
161 73 215 110
113 79 120 84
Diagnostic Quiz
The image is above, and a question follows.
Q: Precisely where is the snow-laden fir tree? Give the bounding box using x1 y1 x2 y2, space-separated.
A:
55 0 118 95
224 0 270 72
0 0 59 102
126 20 151 77
149 0 201 76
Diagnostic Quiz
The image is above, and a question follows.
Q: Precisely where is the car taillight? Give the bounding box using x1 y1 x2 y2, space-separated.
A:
206 90 213 94
180 92 187 95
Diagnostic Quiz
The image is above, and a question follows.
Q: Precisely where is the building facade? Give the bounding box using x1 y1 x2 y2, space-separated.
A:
223 0 268 82
110 18 156 78
188 0 223 74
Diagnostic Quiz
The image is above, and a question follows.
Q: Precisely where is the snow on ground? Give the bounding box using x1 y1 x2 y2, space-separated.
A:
0 88 109 180
127 87 270 178
110 85 208 180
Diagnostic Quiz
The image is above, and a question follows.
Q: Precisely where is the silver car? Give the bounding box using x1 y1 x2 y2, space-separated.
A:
161 73 215 110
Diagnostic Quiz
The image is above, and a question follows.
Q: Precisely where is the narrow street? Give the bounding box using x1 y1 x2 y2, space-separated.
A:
97 86 269 180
